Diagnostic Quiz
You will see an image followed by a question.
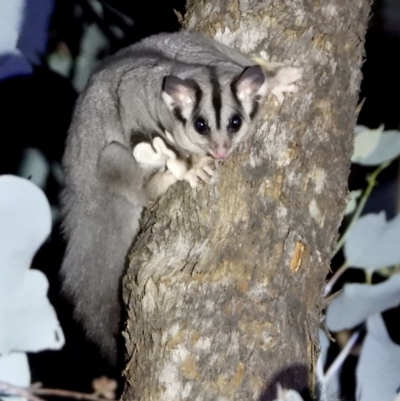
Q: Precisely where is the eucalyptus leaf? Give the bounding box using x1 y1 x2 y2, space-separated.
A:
356 314 400 401
0 0 25 52
17 148 49 188
345 189 362 215
326 274 400 331
358 130 400 166
0 175 64 354
352 125 383 164
344 212 400 270
0 353 30 401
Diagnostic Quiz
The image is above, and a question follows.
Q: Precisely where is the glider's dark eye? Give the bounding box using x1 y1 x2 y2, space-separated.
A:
228 114 242 133
194 117 209 135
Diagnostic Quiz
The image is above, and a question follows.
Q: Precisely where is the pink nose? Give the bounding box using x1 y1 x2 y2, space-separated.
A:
214 151 229 160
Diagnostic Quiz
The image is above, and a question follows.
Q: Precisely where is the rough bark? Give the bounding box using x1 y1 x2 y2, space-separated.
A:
122 1 370 400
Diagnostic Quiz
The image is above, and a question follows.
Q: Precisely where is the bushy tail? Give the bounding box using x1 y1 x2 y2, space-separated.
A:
60 185 142 365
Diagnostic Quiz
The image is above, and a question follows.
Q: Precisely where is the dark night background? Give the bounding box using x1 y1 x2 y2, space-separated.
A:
0 0 399 399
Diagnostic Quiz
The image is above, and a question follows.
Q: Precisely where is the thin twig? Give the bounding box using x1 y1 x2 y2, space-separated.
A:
0 380 117 401
321 330 360 385
324 262 348 296
0 381 47 401
33 388 117 401
332 160 391 258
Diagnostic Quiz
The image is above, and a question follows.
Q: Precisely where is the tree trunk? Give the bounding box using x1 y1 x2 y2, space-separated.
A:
122 1 370 400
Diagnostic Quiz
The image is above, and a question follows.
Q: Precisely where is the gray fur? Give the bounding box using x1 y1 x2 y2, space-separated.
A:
60 31 272 365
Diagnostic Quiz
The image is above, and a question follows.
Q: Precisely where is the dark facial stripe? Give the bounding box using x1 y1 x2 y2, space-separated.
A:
173 107 187 125
249 98 260 120
210 69 222 130
230 75 244 112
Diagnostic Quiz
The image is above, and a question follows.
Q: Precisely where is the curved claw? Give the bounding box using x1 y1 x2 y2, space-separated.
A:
203 165 216 177
184 155 217 188
196 168 212 184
